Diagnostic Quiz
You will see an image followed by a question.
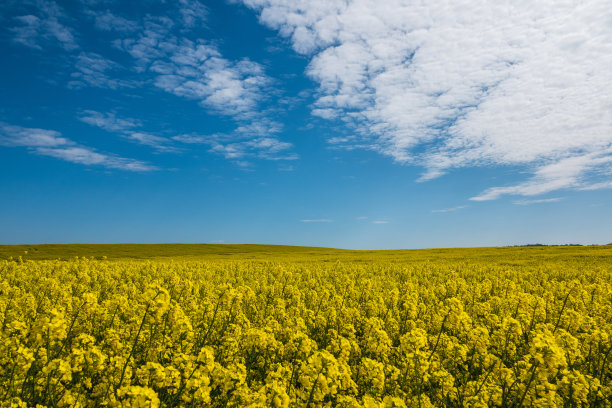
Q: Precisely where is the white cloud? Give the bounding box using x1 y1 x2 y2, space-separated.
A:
301 219 333 223
69 53 134 89
10 15 42 49
113 16 175 71
0 123 71 147
178 0 208 28
431 205 467 213
89 10 139 32
78 110 176 152
10 0 78 51
35 147 156 171
514 197 564 205
235 119 283 136
207 136 297 161
0 123 155 171
471 153 612 201
242 0 612 199
78 110 139 132
112 20 297 161
114 17 280 122
171 134 211 144
127 132 179 152
580 181 612 191
152 44 272 117
372 220 389 224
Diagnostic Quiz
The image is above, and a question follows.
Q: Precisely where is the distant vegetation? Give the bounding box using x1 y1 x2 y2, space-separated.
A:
1 243 611 262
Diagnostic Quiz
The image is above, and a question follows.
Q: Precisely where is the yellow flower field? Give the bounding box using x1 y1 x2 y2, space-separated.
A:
0 246 610 407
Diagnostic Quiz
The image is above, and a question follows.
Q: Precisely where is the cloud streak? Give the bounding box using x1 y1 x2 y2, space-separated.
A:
432 205 467 213
78 110 177 152
242 0 612 199
514 198 563 205
78 110 140 132
0 122 155 171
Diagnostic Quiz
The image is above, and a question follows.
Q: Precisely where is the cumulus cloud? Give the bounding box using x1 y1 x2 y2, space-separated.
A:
0 123 155 171
10 0 78 51
241 0 612 199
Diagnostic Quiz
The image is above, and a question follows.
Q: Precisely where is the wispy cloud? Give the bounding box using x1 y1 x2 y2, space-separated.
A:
242 0 612 199
234 120 284 137
88 10 139 32
178 0 208 28
579 181 612 191
109 13 296 163
68 53 135 89
9 1 296 166
126 132 179 153
10 0 78 51
171 134 211 144
36 147 155 171
0 123 70 147
148 42 272 118
372 220 389 224
78 110 176 152
301 219 333 223
208 137 297 161
432 205 467 213
514 197 564 205
172 125 295 163
78 110 140 132
471 153 612 201
112 16 174 71
0 123 155 171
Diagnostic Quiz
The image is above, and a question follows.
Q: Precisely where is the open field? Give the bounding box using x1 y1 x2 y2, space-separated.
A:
0 245 611 407
1 243 611 263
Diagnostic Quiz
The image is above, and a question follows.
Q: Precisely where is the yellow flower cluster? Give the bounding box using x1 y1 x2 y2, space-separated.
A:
0 253 610 407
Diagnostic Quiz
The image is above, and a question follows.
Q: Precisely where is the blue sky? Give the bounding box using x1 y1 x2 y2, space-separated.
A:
1 0 611 249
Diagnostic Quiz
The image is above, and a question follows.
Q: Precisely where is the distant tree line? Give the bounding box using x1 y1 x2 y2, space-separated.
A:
511 243 612 247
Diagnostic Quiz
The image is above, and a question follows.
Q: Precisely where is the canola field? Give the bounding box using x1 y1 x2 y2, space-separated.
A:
0 244 611 407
